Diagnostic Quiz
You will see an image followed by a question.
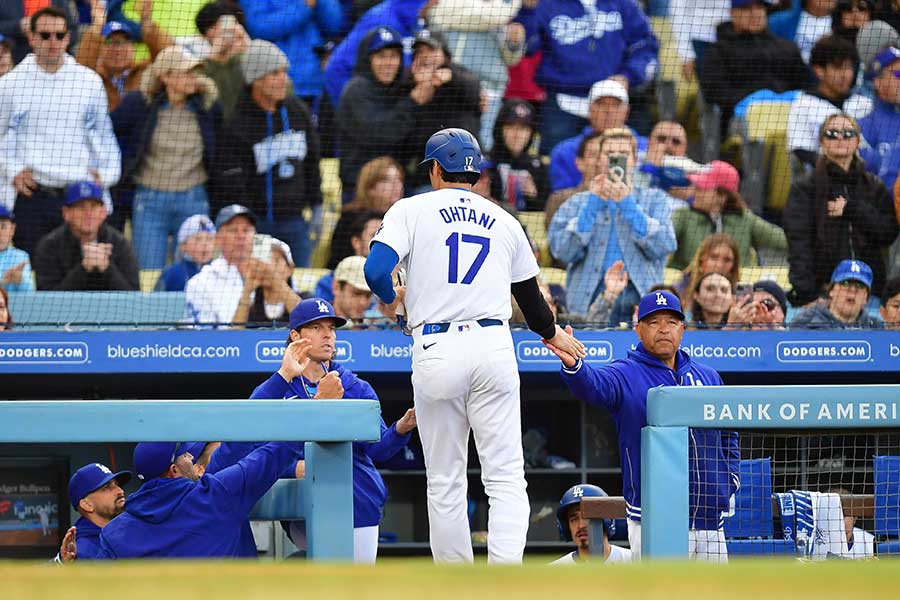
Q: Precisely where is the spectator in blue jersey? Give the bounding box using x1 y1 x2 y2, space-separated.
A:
859 46 900 190
155 214 216 291
542 290 740 561
548 128 676 324
241 0 341 105
210 298 416 563
59 463 131 561
548 79 646 193
323 0 430 110
522 0 659 153
98 440 300 558
211 39 322 267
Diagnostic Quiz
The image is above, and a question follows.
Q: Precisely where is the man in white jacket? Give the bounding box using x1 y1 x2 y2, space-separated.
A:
0 6 120 256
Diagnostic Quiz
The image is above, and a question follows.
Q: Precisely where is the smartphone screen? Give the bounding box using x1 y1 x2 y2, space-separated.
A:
607 154 628 183
251 234 273 262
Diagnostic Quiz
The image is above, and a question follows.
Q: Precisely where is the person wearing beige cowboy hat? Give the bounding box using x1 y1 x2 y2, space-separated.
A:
110 45 221 271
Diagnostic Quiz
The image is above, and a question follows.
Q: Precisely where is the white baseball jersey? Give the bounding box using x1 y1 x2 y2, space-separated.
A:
550 545 633 564
372 188 540 328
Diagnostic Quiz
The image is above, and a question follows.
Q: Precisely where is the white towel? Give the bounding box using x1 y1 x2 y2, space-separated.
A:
804 491 849 559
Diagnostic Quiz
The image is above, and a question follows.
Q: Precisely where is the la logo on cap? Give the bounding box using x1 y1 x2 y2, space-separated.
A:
851 261 861 273
96 463 112 474
655 292 668 306
380 28 393 42
316 300 330 313
81 182 93 196
572 485 584 498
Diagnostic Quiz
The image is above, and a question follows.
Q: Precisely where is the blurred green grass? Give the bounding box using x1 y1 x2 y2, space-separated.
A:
3 558 895 600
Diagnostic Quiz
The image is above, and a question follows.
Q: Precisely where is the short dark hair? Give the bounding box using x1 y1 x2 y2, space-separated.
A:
195 0 245 36
809 34 858 68
30 6 69 34
348 209 383 241
883 277 900 302
437 163 480 186
576 131 604 159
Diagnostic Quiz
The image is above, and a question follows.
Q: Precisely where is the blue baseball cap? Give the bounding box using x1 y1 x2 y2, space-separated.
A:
214 203 257 229
68 463 132 509
367 27 402 55
0 33 10 48
133 442 202 481
64 181 103 206
101 21 136 40
867 46 900 79
0 206 13 221
290 298 348 330
831 259 873 289
636 290 685 322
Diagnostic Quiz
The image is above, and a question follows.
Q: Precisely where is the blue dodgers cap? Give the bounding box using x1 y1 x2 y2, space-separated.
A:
101 21 136 40
867 46 900 79
64 181 103 206
0 206 13 221
367 26 402 54
68 463 132 509
133 442 202 481
214 203 257 228
637 290 685 322
289 298 348 330
831 259 873 289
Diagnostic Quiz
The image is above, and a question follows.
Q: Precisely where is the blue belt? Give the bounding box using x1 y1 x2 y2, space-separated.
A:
421 319 503 335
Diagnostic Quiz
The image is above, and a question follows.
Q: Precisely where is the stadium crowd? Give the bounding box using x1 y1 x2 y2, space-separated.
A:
0 0 900 329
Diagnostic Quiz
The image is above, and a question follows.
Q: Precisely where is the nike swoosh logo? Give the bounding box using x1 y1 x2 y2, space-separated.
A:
423 342 437 350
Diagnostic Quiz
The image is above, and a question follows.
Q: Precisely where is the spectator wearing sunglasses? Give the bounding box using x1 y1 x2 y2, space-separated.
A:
791 258 882 326
784 112 898 306
0 1 76 65
0 6 120 257
635 120 695 207
859 46 900 190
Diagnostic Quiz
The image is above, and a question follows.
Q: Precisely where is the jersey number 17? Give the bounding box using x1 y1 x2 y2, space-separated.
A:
445 233 490 284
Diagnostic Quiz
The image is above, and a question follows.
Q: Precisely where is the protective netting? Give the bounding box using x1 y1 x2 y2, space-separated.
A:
1 0 900 330
687 429 899 561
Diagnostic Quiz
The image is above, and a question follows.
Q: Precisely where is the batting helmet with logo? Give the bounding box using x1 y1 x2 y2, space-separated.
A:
556 484 615 541
420 128 482 174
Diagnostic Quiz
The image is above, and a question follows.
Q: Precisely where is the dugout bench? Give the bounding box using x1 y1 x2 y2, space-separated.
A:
0 399 381 561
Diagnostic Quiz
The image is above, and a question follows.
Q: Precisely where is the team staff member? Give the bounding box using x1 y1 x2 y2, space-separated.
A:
97 440 300 558
57 463 131 562
552 484 632 565
542 291 739 561
364 128 586 564
211 297 417 563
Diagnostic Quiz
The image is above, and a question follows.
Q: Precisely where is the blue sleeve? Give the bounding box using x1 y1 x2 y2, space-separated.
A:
95 537 116 560
250 372 292 399
518 6 540 55
559 359 626 413
364 241 399 304
365 419 412 464
315 0 343 37
206 442 261 474
323 30 362 107
212 441 305 516
618 0 659 88
711 370 741 495
616 195 649 237
243 2 314 40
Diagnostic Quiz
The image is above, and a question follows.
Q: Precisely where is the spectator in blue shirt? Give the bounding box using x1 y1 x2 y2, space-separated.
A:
859 46 900 190
0 206 34 292
241 0 342 104
523 0 659 153
155 214 216 291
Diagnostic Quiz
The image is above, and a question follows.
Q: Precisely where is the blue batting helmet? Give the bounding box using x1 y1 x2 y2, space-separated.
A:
420 128 482 174
556 484 614 541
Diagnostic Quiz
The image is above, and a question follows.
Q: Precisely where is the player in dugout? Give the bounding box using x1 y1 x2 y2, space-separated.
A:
551 484 632 565
542 290 739 561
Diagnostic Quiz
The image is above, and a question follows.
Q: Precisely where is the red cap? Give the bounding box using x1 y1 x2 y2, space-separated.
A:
688 160 740 193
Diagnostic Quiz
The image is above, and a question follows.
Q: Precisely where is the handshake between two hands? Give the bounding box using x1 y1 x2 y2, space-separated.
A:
541 325 586 368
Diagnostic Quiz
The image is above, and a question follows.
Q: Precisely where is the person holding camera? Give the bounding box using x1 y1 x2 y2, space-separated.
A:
549 128 676 325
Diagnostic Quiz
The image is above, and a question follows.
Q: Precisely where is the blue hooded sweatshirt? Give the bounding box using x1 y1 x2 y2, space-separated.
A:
96 442 301 558
560 344 739 530
323 0 427 107
859 97 900 191
73 516 103 560
217 361 411 529
524 0 659 95
242 0 343 99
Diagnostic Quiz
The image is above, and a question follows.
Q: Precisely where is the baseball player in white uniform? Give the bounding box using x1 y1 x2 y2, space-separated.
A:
364 128 585 564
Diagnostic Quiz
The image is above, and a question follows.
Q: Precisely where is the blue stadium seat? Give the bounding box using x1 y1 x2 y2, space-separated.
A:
723 458 790 556
8 292 186 329
874 455 900 555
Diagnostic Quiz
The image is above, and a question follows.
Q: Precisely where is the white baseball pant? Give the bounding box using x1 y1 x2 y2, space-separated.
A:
411 321 530 564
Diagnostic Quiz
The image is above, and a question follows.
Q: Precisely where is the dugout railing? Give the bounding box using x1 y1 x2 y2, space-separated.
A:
0 399 381 560
640 386 900 559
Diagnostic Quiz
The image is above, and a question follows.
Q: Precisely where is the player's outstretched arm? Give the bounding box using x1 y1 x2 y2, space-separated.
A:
543 324 586 361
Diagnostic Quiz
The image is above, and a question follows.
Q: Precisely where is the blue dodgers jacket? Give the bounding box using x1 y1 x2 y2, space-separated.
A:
241 361 410 528
524 0 659 94
560 344 740 530
73 516 103 560
96 442 301 558
859 98 900 191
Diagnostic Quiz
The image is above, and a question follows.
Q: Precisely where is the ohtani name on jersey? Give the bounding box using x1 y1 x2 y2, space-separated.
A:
438 206 496 230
